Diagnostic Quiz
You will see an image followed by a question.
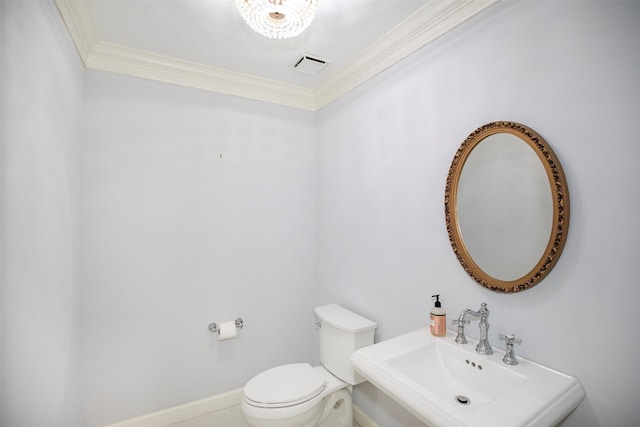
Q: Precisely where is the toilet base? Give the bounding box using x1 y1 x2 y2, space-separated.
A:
316 389 352 427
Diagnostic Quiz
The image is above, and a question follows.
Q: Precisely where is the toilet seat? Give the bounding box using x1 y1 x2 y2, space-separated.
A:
244 363 327 408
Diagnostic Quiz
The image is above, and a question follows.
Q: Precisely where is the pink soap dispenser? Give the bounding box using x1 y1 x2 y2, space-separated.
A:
430 294 446 337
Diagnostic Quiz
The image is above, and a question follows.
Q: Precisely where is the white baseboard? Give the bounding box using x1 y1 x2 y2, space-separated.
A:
102 388 244 427
103 388 379 427
353 404 381 427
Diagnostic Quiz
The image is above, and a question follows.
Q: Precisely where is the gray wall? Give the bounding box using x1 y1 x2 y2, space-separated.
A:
80 72 317 426
1 1 84 426
317 1 640 426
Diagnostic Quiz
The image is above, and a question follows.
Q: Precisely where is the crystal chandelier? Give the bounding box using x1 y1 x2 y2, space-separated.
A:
236 0 319 39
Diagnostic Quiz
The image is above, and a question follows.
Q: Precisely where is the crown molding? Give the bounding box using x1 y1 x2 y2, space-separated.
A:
88 42 317 111
313 0 498 109
54 0 98 66
55 0 498 111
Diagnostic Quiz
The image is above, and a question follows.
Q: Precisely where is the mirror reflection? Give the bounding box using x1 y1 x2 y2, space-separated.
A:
457 133 553 280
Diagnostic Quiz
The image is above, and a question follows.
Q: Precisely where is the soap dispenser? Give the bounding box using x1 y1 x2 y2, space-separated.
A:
430 294 446 337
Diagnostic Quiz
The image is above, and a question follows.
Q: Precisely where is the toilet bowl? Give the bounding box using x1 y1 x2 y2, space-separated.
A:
241 364 352 427
241 304 377 427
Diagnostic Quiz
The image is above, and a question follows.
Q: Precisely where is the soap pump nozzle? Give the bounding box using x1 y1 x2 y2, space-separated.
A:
432 294 441 308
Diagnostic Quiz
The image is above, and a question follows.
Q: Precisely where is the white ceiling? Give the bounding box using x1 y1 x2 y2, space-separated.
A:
55 0 498 110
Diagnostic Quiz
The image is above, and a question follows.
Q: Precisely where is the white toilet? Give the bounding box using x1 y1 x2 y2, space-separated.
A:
241 304 377 427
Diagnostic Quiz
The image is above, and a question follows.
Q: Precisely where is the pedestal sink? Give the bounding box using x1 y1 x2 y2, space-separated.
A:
351 329 584 427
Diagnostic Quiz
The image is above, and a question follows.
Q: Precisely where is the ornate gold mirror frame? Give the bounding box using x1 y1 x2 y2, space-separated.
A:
444 122 570 293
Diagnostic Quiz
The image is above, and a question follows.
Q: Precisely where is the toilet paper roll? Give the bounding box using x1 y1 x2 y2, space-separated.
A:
217 321 237 341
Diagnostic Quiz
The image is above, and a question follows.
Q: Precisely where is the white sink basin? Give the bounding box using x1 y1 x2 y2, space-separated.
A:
351 329 585 427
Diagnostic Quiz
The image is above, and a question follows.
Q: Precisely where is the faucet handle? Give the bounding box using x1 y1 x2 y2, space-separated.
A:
499 334 522 365
499 334 522 345
452 316 471 344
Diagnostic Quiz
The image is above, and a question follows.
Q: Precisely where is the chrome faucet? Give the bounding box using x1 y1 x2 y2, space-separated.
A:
454 303 493 355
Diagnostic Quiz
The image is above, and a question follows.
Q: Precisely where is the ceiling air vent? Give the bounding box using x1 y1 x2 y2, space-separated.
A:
292 54 329 75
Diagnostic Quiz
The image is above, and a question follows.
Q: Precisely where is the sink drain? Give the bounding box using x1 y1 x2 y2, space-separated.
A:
455 395 471 405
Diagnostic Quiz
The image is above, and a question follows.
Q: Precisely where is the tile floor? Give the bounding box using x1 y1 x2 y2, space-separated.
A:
170 405 247 427
170 404 362 427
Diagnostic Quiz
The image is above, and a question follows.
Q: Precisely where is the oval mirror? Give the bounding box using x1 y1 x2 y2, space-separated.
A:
444 122 570 293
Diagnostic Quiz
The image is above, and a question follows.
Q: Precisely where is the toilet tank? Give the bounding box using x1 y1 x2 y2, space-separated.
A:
314 304 377 385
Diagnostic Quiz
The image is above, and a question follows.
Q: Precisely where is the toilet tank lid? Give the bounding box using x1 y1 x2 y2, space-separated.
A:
314 304 377 333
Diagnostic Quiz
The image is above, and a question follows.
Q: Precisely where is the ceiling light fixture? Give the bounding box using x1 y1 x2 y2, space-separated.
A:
236 0 318 39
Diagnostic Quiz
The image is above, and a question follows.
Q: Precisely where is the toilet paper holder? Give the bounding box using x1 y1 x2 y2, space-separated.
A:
208 318 244 334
